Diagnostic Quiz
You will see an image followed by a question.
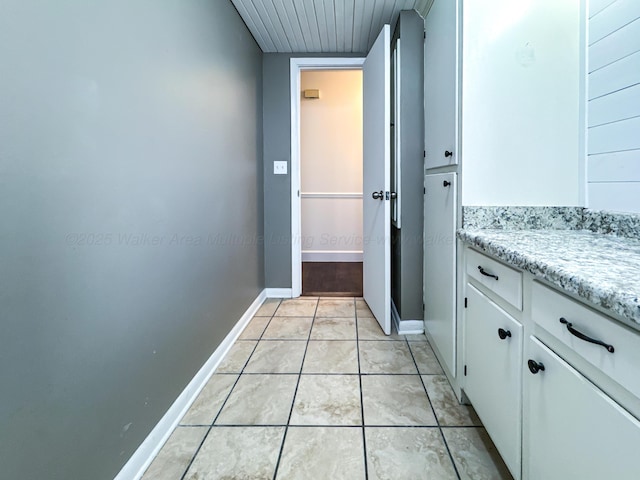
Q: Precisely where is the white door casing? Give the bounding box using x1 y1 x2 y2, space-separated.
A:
290 57 365 298
363 25 391 335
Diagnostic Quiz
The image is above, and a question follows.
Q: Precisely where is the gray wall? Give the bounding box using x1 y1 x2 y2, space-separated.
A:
263 54 294 288
0 1 263 478
392 10 425 320
263 53 363 288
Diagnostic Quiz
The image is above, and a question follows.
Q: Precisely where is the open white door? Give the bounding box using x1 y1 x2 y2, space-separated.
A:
363 25 391 335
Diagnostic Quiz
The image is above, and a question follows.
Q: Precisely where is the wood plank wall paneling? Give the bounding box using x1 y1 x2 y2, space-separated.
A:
589 0 640 44
588 0 640 213
233 0 276 51
590 0 617 19
231 0 434 53
589 50 640 99
589 83 640 127
589 16 640 71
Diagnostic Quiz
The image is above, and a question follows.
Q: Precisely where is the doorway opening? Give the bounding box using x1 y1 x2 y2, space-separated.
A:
298 69 363 297
290 58 366 298
290 27 390 332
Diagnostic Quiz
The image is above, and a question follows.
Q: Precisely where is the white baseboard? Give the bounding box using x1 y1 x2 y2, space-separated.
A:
396 319 425 335
265 288 293 298
301 250 363 262
115 288 268 480
391 300 425 335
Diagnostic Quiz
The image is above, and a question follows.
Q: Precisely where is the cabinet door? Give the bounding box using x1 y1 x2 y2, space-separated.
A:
525 337 640 480
424 172 457 376
424 0 458 169
465 284 522 479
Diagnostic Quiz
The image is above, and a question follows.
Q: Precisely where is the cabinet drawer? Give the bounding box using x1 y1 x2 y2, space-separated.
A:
525 336 640 480
532 282 640 399
466 248 523 310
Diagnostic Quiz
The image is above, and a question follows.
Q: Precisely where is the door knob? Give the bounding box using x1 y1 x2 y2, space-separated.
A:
390 192 397 199
443 181 451 187
498 328 512 340
445 150 453 158
528 359 545 374
372 190 384 200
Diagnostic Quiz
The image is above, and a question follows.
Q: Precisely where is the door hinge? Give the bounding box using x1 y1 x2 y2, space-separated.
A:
424 31 426 39
422 302 425 311
297 190 300 197
464 297 468 308
423 187 426 194
464 365 467 376
423 150 426 158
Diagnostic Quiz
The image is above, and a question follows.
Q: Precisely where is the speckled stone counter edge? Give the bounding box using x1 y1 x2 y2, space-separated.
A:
463 207 640 239
457 229 640 326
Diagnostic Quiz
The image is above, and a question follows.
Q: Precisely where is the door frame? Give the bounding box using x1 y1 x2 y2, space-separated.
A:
290 57 365 298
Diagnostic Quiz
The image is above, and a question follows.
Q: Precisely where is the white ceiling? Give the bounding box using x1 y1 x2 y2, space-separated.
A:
230 0 433 53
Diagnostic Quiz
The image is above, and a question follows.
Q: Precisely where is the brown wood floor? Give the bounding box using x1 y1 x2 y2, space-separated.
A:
302 262 363 297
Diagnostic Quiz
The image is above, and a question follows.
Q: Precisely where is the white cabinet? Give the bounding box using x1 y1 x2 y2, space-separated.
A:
524 336 640 480
424 172 457 376
424 0 458 169
462 246 640 480
532 281 640 400
423 0 584 204
423 0 584 384
465 284 523 479
423 0 459 374
466 248 523 310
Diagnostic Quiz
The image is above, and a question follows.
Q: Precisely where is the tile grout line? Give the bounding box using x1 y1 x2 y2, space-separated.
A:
178 348 253 479
272 297 320 480
246 338 416 342
355 298 369 480
179 301 281 480
180 423 483 430
177 423 483 429
163 296 497 479
407 340 462 480
440 431 463 480
214 371 441 376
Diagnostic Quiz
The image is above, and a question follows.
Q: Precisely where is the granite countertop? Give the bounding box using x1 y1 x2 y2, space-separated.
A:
458 228 640 327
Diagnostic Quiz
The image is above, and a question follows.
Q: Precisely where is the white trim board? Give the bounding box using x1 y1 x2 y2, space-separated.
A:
290 57 366 299
265 288 293 298
115 289 268 480
302 250 364 262
391 299 425 335
301 192 364 199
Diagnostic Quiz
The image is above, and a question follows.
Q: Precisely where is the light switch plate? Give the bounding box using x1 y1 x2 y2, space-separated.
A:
274 161 287 175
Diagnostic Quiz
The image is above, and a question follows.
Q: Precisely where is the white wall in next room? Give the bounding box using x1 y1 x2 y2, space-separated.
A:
300 69 363 262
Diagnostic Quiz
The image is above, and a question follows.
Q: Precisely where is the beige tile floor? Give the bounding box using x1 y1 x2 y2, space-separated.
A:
143 297 513 480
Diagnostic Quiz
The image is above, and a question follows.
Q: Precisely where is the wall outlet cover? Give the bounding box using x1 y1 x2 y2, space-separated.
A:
274 161 288 175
